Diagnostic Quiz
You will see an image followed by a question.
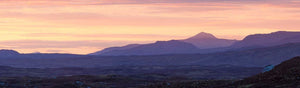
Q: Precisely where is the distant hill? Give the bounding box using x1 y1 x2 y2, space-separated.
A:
0 49 20 56
231 31 300 49
1 43 300 68
91 32 238 56
90 44 141 55
98 40 200 56
190 43 300 67
232 56 300 87
182 32 238 49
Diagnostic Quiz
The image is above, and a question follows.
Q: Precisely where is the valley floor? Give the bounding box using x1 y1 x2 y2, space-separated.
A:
0 65 262 88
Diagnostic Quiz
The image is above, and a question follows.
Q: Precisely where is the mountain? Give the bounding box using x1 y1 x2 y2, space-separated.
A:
99 40 200 56
0 49 20 56
182 32 238 49
90 44 141 55
2 43 300 68
94 42 300 67
91 32 238 56
232 56 300 87
202 43 300 66
231 31 300 49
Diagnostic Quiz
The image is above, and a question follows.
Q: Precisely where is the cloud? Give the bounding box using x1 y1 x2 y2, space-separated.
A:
0 40 155 54
46 49 66 53
0 0 295 6
23 33 187 39
0 40 152 49
78 0 289 5
0 0 299 54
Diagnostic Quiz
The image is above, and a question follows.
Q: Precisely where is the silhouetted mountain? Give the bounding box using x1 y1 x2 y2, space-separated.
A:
193 43 300 67
90 44 141 55
0 49 20 56
91 32 238 56
1 43 300 68
187 32 217 39
91 31 300 56
232 56 300 87
183 32 238 49
99 40 200 56
231 31 300 49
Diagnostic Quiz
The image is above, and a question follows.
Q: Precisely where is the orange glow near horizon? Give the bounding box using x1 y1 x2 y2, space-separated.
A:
0 0 299 54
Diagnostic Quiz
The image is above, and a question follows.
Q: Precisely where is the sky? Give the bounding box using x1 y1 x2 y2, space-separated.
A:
0 0 300 54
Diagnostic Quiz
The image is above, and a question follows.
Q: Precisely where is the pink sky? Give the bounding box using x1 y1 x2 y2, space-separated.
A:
0 0 299 54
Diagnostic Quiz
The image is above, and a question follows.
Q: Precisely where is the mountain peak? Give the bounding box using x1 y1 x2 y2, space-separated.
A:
189 32 217 39
0 49 20 56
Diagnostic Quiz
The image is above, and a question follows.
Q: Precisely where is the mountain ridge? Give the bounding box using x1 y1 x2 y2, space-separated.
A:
230 31 300 48
2 42 300 68
90 31 300 56
0 49 20 56
182 32 238 49
98 40 200 56
91 32 238 56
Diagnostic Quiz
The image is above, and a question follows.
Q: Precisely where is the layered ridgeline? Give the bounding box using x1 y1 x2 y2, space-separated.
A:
1 31 300 68
90 32 238 56
1 43 300 68
90 40 200 56
91 31 300 56
230 31 300 49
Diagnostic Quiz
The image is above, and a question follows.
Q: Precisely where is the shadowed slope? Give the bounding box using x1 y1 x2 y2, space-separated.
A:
91 32 238 56
231 31 300 48
99 40 200 56
0 49 20 56
231 56 300 87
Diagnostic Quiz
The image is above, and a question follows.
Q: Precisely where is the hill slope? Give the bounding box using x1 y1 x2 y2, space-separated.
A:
98 40 200 56
183 32 238 49
231 31 300 49
89 44 141 55
91 32 238 56
0 49 20 56
232 56 300 87
1 43 300 68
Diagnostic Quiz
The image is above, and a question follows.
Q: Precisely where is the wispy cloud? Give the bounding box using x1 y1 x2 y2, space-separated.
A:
0 0 299 54
0 0 296 6
0 40 153 54
0 40 150 49
23 33 188 39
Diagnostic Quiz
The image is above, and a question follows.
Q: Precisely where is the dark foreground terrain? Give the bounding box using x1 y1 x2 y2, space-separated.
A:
0 75 239 88
231 56 300 88
0 65 261 79
148 56 300 88
1 57 300 88
0 65 261 88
